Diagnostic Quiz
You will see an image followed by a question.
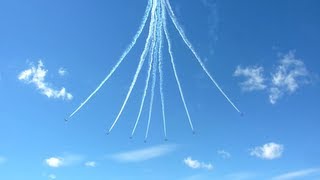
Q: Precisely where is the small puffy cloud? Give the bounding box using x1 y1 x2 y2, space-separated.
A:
45 154 84 168
85 161 96 167
272 168 320 180
234 66 267 91
58 67 67 76
183 157 213 170
269 51 309 104
217 150 231 159
250 142 284 160
111 144 176 163
45 157 63 168
18 60 73 100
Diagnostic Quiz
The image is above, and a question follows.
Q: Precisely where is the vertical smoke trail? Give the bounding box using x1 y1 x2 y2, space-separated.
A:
164 0 241 114
66 0 153 120
158 0 167 139
144 0 161 141
108 0 158 133
162 2 195 132
145 49 159 141
131 2 159 137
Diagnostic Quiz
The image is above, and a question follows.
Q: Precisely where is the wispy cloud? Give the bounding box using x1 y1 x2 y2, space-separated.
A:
0 156 6 164
111 144 176 163
18 60 73 100
48 174 57 180
45 154 84 168
250 142 284 160
234 66 267 91
183 157 213 170
58 67 67 76
269 51 309 104
85 161 96 167
272 168 320 180
234 51 312 104
217 150 231 159
225 172 258 180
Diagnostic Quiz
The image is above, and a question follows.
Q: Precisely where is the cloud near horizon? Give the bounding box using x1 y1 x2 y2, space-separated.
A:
45 154 84 168
272 167 320 180
18 60 73 100
111 144 176 163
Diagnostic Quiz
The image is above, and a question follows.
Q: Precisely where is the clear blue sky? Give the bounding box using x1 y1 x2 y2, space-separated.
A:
1 0 320 179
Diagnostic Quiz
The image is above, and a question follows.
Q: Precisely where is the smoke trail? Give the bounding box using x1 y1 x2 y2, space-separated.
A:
108 0 158 133
66 0 153 120
163 4 195 132
144 0 161 141
131 3 159 137
158 0 167 138
145 47 159 141
164 0 241 114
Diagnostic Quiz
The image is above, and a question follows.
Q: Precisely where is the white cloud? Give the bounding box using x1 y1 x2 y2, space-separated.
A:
269 51 309 104
48 174 57 180
234 51 311 104
58 67 67 76
234 66 267 91
111 144 176 162
18 60 73 100
250 142 284 160
45 154 84 168
272 168 320 180
183 157 213 170
85 161 96 167
45 157 63 168
217 150 231 159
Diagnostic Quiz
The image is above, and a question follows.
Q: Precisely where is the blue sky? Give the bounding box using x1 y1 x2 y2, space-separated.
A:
1 0 320 179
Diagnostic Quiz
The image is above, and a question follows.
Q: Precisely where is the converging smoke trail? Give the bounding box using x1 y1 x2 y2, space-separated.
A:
158 0 167 139
131 2 159 137
163 5 195 132
145 49 159 141
130 46 154 137
145 1 160 141
164 0 241 114
108 0 158 133
66 0 153 120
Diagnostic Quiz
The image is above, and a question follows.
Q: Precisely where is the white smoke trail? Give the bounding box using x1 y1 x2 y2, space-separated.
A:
108 0 158 133
131 3 159 137
163 3 195 132
144 0 161 141
66 0 153 120
158 0 167 138
145 48 159 141
164 0 241 114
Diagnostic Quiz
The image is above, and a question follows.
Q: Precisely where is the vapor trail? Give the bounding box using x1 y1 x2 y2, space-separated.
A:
158 0 167 138
144 1 160 141
163 5 194 132
145 49 158 141
164 0 241 114
131 4 158 137
66 0 153 120
108 0 158 133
